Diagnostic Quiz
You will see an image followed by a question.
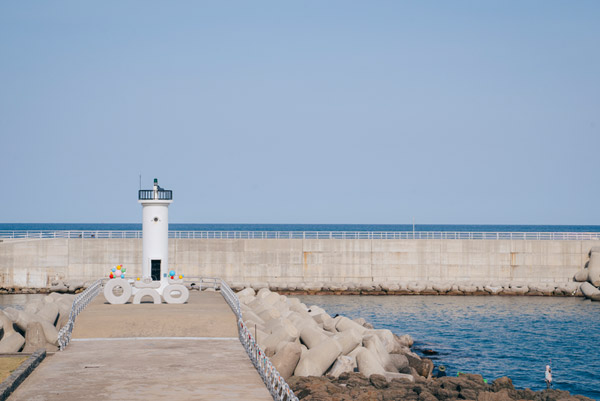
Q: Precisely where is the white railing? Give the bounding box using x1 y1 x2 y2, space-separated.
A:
57 278 104 350
1 230 600 240
219 279 298 401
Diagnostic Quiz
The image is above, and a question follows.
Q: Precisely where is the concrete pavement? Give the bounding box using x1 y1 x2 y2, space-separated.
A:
9 291 271 401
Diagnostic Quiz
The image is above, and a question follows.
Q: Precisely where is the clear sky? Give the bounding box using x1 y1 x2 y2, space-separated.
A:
1 1 598 224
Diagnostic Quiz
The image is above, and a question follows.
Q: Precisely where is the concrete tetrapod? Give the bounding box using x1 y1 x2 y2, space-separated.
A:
588 250 600 286
0 311 25 353
3 308 59 345
574 268 589 282
294 337 343 377
356 347 386 377
580 282 600 300
389 353 410 372
237 287 256 297
370 329 400 353
261 292 281 306
335 316 367 335
328 356 355 378
262 322 299 357
24 300 43 315
299 325 330 349
257 307 281 323
36 302 59 324
270 342 302 380
265 317 293 334
363 334 396 372
22 322 58 352
332 330 362 355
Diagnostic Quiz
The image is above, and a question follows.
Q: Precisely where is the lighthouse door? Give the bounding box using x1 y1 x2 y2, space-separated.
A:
150 260 161 281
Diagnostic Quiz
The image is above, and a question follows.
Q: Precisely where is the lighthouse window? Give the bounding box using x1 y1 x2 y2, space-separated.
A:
153 217 159 222
151 260 161 281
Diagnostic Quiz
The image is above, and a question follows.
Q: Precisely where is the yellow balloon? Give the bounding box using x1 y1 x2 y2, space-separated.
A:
136 277 140 281
179 275 183 279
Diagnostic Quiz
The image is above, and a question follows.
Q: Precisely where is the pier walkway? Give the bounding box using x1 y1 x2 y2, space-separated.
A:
9 291 272 401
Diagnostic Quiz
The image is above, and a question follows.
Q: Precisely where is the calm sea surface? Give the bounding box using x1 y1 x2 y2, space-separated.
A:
0 294 45 310
296 295 600 400
1 223 600 232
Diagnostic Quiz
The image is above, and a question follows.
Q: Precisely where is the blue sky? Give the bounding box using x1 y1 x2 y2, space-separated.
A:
1 1 598 224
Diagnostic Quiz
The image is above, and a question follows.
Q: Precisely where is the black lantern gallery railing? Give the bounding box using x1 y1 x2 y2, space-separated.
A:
138 189 173 200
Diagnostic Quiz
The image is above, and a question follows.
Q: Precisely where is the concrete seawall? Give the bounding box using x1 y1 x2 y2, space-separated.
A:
1 237 598 289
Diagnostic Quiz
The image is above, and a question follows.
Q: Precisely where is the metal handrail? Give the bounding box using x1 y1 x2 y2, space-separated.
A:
1 230 600 240
57 278 104 350
219 280 298 401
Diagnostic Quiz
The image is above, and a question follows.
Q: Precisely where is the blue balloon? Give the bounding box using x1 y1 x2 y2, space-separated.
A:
169 270 175 276
111 268 116 272
181 274 184 278
120 274 125 279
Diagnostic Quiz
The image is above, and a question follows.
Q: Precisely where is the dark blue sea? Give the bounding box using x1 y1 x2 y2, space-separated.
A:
1 223 600 232
296 295 600 400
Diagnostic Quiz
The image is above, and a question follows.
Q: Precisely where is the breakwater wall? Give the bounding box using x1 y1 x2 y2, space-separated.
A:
1 236 598 290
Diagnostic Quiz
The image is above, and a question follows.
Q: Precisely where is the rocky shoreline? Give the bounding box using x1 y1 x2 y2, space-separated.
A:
236 287 593 401
288 372 593 401
230 281 586 297
2 281 585 297
0 280 91 295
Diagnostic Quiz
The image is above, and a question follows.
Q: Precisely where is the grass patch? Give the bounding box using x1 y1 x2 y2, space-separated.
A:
0 356 28 383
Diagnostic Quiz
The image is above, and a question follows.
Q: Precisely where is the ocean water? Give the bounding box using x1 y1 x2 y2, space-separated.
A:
0 294 45 310
296 295 600 400
1 223 600 232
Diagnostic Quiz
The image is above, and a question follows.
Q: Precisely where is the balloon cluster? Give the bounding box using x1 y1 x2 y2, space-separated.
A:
169 270 184 280
108 264 126 279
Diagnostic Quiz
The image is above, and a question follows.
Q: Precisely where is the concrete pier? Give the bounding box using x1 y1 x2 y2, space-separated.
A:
8 292 271 400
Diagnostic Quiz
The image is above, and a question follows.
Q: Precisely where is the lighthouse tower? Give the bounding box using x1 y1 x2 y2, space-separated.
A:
138 178 173 283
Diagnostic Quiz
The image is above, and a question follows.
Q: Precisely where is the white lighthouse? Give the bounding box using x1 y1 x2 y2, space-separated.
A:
103 178 188 305
138 178 173 283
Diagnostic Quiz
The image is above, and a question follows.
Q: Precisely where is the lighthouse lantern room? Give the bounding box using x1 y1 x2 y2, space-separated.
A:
138 178 173 282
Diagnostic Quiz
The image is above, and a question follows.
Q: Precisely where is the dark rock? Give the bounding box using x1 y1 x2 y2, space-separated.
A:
491 377 514 392
381 388 409 401
430 386 460 400
419 390 439 401
515 388 537 400
535 389 594 401
477 389 513 401
457 373 489 392
369 374 388 389
412 384 426 395
337 372 370 388
460 388 478 399
288 365 591 401
406 354 434 378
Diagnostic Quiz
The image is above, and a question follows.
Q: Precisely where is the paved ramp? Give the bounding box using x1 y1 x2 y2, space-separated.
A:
9 292 271 401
